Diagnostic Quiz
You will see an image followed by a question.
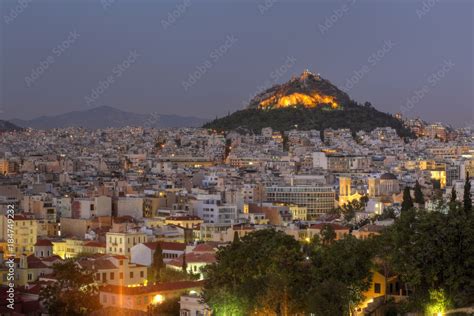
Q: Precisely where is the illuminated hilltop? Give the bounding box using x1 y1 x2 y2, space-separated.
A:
248 70 351 110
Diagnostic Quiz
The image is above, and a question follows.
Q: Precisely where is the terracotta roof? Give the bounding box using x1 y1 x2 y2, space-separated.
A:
79 259 118 270
99 280 204 295
167 252 216 267
192 243 215 253
84 241 106 248
35 239 53 247
144 241 186 252
358 224 386 233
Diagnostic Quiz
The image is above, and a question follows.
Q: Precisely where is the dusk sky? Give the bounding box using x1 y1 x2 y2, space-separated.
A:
1 0 473 126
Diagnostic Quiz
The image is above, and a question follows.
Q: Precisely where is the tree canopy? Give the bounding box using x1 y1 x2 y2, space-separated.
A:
39 260 101 315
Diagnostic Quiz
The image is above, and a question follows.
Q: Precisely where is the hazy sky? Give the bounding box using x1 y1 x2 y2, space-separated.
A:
1 0 473 126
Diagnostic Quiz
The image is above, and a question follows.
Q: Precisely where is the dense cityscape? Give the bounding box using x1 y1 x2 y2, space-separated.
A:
2 0 473 315
0 108 473 314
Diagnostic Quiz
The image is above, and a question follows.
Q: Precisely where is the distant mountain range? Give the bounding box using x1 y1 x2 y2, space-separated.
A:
204 70 413 137
10 106 209 129
0 120 22 132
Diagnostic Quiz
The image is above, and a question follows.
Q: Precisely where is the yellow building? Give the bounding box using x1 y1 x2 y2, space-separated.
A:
164 215 203 229
52 238 105 259
339 177 363 206
430 170 447 189
288 205 308 221
1 215 37 257
78 255 147 287
106 231 148 257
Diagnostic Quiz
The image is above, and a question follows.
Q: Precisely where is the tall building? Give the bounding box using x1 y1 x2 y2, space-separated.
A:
265 185 335 219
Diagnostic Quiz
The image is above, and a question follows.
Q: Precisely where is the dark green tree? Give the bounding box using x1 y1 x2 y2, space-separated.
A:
401 186 414 212
414 180 425 206
233 231 240 243
203 229 308 315
320 224 336 246
39 260 101 315
182 251 187 273
151 243 165 282
463 173 472 214
450 186 457 203
308 235 375 315
379 201 474 309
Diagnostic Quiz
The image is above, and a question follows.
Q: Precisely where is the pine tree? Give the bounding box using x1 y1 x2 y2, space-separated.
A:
414 180 425 205
151 243 165 281
182 251 187 273
401 186 414 212
463 172 472 213
450 186 457 203
233 231 240 243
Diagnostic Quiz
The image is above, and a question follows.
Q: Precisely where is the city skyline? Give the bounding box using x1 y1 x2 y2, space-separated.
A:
1 0 473 127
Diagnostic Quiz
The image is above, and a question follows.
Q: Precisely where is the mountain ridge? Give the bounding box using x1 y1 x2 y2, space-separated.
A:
0 120 22 132
10 106 209 129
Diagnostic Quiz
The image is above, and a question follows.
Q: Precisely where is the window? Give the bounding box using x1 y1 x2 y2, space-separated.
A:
119 272 123 279
374 283 381 294
130 272 134 279
140 271 144 278
27 273 33 281
110 272 114 280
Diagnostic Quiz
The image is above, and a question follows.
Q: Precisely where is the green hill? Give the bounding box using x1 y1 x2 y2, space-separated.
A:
204 102 413 138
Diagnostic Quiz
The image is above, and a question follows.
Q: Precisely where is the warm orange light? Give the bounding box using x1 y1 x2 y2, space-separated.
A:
152 294 165 304
259 92 339 109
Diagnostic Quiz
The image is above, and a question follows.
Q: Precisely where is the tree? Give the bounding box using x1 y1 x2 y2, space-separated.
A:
203 229 308 315
401 186 414 212
463 173 472 214
39 260 101 315
320 224 336 246
151 243 165 282
450 186 457 203
379 201 474 309
414 180 425 206
308 235 375 314
182 251 187 273
233 231 240 244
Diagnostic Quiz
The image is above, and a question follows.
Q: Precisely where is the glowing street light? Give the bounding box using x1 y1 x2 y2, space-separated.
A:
152 294 164 305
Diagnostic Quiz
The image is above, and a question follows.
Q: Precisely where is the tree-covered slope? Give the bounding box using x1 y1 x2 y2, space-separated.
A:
204 103 413 138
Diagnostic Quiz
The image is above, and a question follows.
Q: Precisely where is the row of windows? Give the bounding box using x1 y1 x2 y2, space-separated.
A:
96 270 145 282
108 236 145 244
